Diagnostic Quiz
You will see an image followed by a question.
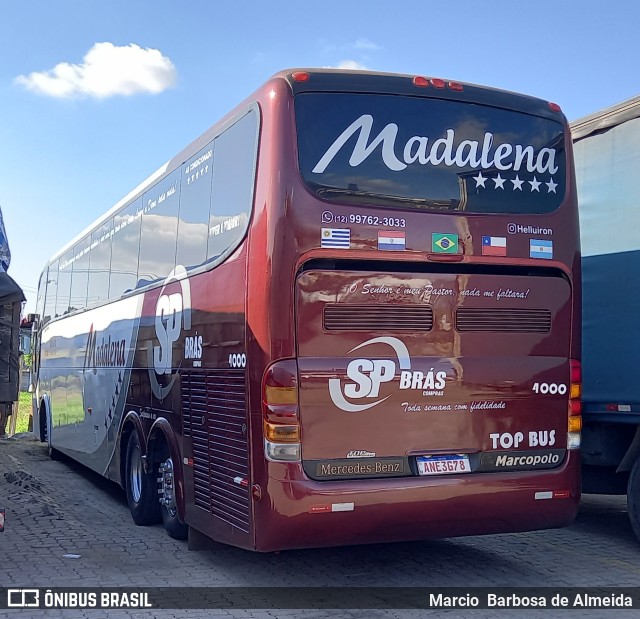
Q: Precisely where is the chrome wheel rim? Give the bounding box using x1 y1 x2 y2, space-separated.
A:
130 443 142 503
160 457 177 516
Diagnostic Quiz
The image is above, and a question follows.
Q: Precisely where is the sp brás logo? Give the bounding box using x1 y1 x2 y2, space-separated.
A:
147 265 191 399
329 336 448 412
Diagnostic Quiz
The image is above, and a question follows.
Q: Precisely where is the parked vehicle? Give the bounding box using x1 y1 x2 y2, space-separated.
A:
572 94 640 540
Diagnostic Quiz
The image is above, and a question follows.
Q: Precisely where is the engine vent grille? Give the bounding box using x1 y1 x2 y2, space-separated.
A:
182 369 250 533
456 308 552 332
323 304 433 331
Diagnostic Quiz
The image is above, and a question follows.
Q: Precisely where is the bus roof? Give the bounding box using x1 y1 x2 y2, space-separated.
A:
277 68 562 120
45 68 565 268
571 94 640 141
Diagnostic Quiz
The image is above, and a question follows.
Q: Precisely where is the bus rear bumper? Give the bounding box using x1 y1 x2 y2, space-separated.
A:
254 458 580 551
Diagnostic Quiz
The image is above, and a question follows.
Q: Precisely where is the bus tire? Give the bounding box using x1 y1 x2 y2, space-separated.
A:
45 409 61 460
628 457 640 543
158 454 188 540
38 404 47 443
125 432 161 526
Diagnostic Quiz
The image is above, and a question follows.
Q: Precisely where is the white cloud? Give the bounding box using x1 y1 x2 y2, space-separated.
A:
334 60 369 70
15 42 177 99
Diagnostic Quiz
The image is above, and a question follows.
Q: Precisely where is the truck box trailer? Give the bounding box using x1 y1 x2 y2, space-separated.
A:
572 94 640 540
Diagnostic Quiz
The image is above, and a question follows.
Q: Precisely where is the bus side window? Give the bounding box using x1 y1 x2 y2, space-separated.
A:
110 198 142 299
69 236 90 312
176 141 214 271
56 251 73 317
207 109 258 263
40 266 55 326
138 169 180 286
88 219 113 307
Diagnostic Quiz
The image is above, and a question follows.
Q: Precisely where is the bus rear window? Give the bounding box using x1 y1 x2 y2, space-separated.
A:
295 93 566 214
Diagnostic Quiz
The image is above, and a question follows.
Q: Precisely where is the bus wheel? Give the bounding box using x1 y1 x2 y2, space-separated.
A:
39 405 47 443
45 411 61 460
125 432 161 526
628 457 640 543
158 456 188 540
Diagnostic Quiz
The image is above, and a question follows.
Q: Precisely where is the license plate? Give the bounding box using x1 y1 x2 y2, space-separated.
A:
417 454 471 475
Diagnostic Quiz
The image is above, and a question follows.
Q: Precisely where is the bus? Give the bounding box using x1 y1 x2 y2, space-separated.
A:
30 69 582 551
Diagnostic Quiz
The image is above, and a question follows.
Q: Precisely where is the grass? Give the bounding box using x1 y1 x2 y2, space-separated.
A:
14 392 32 434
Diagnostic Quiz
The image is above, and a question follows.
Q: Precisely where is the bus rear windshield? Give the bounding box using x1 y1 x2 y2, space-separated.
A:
295 93 566 214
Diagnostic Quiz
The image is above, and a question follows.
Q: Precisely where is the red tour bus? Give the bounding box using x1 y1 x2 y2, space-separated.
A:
30 69 581 551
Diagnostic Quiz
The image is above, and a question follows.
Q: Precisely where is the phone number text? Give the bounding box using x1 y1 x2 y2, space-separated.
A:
322 211 406 227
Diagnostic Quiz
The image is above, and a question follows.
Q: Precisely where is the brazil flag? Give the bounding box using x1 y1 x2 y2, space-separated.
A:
432 233 459 253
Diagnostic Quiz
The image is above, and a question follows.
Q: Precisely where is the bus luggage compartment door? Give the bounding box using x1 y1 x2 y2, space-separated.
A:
295 268 572 481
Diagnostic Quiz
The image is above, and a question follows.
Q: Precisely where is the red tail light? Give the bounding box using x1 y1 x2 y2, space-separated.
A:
569 359 582 409
412 77 464 92
262 360 300 443
568 359 582 450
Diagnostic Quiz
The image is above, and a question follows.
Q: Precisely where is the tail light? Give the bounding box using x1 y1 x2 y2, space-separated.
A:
262 360 301 461
567 359 582 450
412 76 464 92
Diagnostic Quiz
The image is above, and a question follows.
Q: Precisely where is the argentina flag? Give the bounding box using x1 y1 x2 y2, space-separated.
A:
529 239 553 260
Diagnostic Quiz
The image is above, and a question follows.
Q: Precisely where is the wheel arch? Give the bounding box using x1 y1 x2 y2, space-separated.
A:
37 394 52 442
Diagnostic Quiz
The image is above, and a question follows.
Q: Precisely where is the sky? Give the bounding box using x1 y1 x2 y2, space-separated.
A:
2 0 639 312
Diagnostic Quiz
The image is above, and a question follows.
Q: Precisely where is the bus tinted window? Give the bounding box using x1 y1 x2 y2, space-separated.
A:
139 169 180 286
43 262 57 324
88 219 113 306
296 93 565 214
69 237 90 311
35 272 46 320
56 250 73 316
110 198 142 298
176 141 214 271
207 110 257 262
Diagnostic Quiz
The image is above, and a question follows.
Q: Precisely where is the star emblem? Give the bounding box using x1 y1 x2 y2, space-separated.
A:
473 172 487 188
529 176 541 192
546 178 558 193
493 174 506 189
511 175 524 190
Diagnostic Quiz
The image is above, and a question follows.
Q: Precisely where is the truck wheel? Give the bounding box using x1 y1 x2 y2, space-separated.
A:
158 455 188 540
125 432 161 525
627 457 640 542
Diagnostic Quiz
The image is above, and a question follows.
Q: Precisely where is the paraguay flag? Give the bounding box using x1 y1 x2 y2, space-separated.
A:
378 230 406 251
482 236 507 256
